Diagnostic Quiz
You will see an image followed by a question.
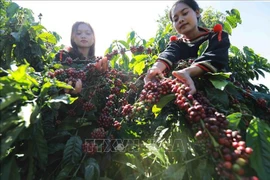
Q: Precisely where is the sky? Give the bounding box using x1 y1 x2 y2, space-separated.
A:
13 1 270 88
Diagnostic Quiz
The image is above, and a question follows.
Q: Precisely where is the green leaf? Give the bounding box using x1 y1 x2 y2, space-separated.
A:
224 82 243 100
1 123 25 160
227 112 242 130
209 79 228 91
7 2 19 18
255 69 265 78
56 164 74 180
29 104 40 124
226 16 237 29
223 21 232 35
206 72 231 79
0 115 21 134
84 158 100 180
231 9 241 19
127 31 135 42
193 159 214 180
156 127 169 143
10 32 20 42
152 94 175 118
48 143 65 154
230 45 240 55
38 32 57 44
48 94 78 104
118 40 129 49
62 136 83 165
55 80 73 89
246 118 270 180
205 87 229 109
133 61 145 75
121 54 130 71
143 142 169 166
32 24 46 32
0 156 20 180
9 64 31 86
32 119 48 169
197 40 209 56
206 72 231 90
0 92 21 111
162 164 186 180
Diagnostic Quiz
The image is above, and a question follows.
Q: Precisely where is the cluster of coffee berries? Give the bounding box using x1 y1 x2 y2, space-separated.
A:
67 109 76 116
121 104 133 116
82 142 98 155
48 69 67 81
174 59 194 70
83 102 95 112
126 77 258 179
97 94 118 128
121 78 173 118
256 98 267 108
91 127 106 139
175 88 257 179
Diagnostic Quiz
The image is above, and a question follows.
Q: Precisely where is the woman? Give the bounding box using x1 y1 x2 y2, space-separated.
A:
144 0 230 94
54 21 108 94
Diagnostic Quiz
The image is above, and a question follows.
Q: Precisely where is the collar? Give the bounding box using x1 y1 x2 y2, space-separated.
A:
181 27 210 43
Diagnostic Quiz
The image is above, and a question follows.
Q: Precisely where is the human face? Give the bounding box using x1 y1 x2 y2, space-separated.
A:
72 23 94 48
171 3 200 37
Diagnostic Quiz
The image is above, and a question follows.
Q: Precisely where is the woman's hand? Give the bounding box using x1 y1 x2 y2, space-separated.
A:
172 70 196 94
144 61 167 84
65 79 82 94
144 67 164 84
172 65 204 95
95 57 108 72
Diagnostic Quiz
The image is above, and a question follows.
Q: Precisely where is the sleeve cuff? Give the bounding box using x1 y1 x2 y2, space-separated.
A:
157 59 171 71
193 62 217 73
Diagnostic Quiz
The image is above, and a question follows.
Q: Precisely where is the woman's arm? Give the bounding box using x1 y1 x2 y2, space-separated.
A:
172 31 231 94
144 41 181 83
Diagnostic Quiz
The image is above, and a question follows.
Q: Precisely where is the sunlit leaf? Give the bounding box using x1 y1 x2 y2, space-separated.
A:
197 40 209 56
55 80 73 89
227 112 242 130
209 79 228 91
226 16 237 29
0 123 25 160
32 24 46 32
48 94 78 104
152 94 175 117
231 9 242 23
143 142 168 166
223 21 232 35
133 61 145 75
38 32 57 44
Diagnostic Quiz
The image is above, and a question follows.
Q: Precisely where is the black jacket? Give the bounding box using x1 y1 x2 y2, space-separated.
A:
158 27 230 73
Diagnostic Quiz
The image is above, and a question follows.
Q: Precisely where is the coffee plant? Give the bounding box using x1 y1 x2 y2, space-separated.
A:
1 1 270 180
